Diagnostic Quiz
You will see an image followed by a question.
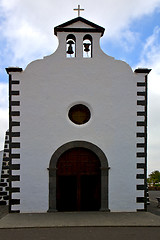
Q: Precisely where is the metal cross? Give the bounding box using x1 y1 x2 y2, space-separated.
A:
73 5 84 17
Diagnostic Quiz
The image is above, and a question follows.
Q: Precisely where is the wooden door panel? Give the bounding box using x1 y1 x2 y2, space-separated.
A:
80 175 101 211
56 148 101 211
57 148 100 175
57 176 77 211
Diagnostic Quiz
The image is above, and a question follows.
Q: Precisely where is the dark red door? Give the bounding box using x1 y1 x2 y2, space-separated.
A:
56 148 101 211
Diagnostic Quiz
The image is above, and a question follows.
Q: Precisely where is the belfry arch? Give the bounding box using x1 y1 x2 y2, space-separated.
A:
48 141 109 212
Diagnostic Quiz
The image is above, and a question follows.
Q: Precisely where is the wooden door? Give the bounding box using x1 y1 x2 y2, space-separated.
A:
56 148 101 211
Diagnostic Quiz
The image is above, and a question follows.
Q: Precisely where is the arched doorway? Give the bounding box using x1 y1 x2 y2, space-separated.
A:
56 148 101 211
48 141 109 212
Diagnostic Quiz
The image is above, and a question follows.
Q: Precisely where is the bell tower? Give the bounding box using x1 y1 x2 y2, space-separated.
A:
54 17 105 59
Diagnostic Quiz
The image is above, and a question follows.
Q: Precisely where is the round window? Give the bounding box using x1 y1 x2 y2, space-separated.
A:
68 104 91 125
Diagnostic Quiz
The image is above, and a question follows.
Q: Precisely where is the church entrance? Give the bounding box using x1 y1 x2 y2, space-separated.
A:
49 141 109 212
56 148 101 211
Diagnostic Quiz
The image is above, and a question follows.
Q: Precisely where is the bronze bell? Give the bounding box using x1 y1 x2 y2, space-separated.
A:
83 43 91 52
67 40 74 55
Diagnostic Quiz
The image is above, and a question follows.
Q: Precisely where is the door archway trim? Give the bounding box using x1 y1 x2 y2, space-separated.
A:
48 141 109 212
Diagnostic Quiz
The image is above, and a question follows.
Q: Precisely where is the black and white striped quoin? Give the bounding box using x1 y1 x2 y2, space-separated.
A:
6 67 22 213
135 68 151 211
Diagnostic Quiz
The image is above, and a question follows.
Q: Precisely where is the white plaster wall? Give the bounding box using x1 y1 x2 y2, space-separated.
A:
18 25 140 212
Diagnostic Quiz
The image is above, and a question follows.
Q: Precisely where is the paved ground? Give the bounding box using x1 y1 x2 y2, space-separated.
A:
1 211 160 228
0 227 160 240
0 192 160 239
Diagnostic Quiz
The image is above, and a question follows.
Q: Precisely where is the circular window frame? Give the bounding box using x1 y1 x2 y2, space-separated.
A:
68 104 91 125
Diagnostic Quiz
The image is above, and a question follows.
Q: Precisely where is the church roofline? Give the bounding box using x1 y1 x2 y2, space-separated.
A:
6 67 23 74
54 17 105 36
134 68 152 74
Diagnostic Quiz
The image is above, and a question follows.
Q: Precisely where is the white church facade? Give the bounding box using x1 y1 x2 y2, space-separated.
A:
4 16 151 213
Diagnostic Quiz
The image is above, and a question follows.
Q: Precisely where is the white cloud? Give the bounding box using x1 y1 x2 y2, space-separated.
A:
148 92 160 174
137 26 160 95
138 26 160 66
0 83 8 150
0 0 160 68
0 82 8 109
135 26 160 174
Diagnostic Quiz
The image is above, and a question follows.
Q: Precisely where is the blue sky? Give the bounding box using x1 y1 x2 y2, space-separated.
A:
0 0 160 175
101 9 160 66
